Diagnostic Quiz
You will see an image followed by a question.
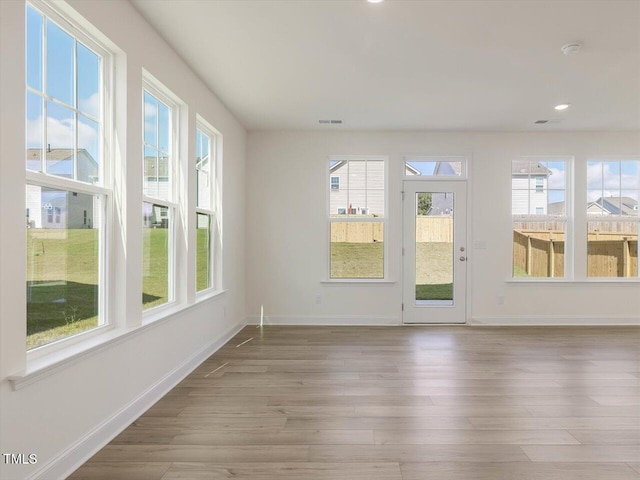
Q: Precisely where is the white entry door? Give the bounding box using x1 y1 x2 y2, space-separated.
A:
403 180 467 324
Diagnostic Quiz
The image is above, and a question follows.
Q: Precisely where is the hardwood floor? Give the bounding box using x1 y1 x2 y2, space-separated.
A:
69 326 640 479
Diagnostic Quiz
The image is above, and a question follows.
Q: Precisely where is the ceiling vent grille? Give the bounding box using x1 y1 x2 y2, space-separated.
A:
319 119 343 125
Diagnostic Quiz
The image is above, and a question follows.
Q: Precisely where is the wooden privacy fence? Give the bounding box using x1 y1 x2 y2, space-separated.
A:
331 222 384 243
514 230 638 277
330 217 452 243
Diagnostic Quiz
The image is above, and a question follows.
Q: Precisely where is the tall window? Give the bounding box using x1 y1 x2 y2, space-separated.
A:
512 158 569 278
328 157 386 279
587 159 639 278
142 84 176 310
195 123 220 292
25 3 109 349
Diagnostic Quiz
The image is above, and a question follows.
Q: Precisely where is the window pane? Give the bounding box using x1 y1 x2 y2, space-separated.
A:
513 221 565 278
158 101 170 154
77 43 100 118
46 19 74 106
620 191 640 216
26 186 101 349
196 213 211 291
587 161 602 191
46 101 75 178
548 190 566 216
330 222 384 279
143 91 158 147
157 154 170 201
603 161 621 192
78 114 100 184
196 129 211 210
415 192 454 305
142 203 170 309
405 160 463 177
588 221 638 277
26 91 43 171
143 146 158 198
26 6 43 91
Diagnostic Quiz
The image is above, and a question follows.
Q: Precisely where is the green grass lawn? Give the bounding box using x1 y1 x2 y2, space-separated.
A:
142 227 169 310
331 241 454 300
331 242 384 278
416 283 453 301
196 226 210 291
27 229 100 349
27 228 209 350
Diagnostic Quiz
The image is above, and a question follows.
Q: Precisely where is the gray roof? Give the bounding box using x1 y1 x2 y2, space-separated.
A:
512 160 550 176
592 196 639 216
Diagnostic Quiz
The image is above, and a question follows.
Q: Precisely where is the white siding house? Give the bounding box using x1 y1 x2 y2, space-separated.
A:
26 149 99 229
511 160 550 215
329 159 384 216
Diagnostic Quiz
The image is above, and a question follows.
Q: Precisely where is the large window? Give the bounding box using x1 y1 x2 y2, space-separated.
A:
195 123 220 292
512 158 569 278
142 84 176 310
25 3 109 349
587 159 639 278
328 157 386 279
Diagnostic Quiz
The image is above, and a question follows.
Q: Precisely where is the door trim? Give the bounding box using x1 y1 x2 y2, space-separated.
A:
402 180 469 324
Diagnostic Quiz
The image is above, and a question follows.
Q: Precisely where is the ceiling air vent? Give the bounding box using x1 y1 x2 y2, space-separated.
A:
534 119 562 125
319 119 343 125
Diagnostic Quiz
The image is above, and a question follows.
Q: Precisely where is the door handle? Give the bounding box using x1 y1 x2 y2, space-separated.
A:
459 256 467 262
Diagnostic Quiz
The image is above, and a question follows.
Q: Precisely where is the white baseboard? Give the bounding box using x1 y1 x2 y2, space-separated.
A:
30 321 245 480
246 314 401 326
471 315 640 326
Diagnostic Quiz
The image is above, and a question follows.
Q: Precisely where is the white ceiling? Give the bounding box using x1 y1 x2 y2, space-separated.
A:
131 0 640 131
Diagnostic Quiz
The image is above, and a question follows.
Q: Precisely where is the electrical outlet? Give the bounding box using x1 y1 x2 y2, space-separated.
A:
497 295 505 305
315 294 322 304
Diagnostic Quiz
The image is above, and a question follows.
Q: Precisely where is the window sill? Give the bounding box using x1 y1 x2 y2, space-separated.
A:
321 280 396 286
507 278 640 285
10 292 228 391
195 288 227 303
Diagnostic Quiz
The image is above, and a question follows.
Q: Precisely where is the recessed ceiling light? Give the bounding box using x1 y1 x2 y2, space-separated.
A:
554 104 571 111
367 0 384 3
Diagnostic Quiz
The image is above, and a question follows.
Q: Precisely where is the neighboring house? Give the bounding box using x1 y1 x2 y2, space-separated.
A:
27 147 99 183
512 160 551 215
329 160 385 216
589 196 639 215
143 155 170 200
329 160 461 216
427 192 454 216
26 148 99 229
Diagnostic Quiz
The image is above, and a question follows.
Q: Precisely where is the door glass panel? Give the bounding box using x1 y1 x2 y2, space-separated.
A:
415 192 454 305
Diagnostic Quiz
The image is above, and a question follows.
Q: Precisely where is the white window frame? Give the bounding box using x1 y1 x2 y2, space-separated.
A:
25 0 114 356
195 117 222 297
141 78 179 316
510 156 573 281
586 158 640 279
326 155 388 282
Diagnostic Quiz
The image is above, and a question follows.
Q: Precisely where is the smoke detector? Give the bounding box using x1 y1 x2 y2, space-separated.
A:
561 43 582 55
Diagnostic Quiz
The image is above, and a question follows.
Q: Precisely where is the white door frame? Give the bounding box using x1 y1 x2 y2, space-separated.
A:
402 180 468 324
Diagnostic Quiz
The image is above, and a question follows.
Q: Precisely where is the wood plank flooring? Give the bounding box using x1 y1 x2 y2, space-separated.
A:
69 326 640 479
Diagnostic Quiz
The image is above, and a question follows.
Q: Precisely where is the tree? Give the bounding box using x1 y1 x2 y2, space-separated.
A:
417 193 432 215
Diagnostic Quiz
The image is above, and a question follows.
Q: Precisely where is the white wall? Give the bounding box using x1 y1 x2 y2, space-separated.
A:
0 1 246 478
246 131 640 325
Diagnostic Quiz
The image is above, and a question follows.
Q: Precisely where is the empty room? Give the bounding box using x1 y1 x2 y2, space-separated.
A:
1 0 639 479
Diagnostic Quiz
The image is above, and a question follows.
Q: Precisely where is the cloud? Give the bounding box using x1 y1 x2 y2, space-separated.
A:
26 115 98 152
588 161 639 192
79 93 100 117
547 167 565 189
